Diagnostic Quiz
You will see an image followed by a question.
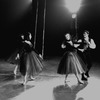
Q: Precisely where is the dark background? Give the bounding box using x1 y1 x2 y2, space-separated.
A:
0 0 99 61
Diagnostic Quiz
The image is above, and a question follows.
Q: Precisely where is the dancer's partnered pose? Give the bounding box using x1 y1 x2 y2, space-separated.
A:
57 33 87 84
77 30 96 79
14 32 43 85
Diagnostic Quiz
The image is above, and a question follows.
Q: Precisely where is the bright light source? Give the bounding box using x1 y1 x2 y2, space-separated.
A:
28 0 32 3
72 13 77 18
65 0 82 13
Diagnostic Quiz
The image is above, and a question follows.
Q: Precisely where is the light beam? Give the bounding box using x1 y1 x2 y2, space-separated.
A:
65 0 82 13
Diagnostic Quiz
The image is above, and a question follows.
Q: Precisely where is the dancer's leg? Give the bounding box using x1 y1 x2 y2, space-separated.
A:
23 73 28 85
75 73 84 84
64 74 68 84
14 65 18 79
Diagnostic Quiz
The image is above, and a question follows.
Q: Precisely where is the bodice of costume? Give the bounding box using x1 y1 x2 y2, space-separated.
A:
22 42 33 53
17 41 33 58
63 40 77 52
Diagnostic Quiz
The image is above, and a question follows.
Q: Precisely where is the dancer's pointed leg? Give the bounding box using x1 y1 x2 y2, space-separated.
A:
75 73 84 84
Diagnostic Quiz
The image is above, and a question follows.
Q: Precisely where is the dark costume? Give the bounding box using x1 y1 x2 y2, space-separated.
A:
7 33 43 83
18 41 43 78
78 38 92 77
57 40 87 75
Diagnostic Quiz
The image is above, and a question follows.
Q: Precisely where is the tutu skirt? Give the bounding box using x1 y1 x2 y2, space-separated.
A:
19 51 43 76
57 51 87 75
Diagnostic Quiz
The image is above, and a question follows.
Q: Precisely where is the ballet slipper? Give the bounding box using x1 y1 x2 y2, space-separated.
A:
22 80 27 85
78 80 84 84
30 76 36 80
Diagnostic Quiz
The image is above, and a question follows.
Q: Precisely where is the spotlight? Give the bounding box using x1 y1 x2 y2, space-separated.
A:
65 0 82 13
72 13 77 18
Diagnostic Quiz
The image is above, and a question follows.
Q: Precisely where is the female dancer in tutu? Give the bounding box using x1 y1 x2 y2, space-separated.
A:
14 32 43 85
57 33 87 84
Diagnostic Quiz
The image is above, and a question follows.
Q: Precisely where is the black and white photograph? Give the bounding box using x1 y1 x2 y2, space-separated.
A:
0 0 100 100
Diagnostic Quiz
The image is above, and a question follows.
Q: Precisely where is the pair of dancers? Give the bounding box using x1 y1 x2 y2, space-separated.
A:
13 32 43 85
57 30 96 84
13 30 96 85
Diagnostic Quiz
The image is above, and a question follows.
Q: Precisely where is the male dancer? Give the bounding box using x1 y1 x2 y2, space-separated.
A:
78 30 96 80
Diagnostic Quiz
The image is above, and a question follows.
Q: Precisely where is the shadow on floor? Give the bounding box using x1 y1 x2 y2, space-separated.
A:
53 82 88 100
0 82 34 100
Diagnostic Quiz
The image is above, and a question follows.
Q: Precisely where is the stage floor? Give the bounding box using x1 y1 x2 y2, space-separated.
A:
0 58 100 100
